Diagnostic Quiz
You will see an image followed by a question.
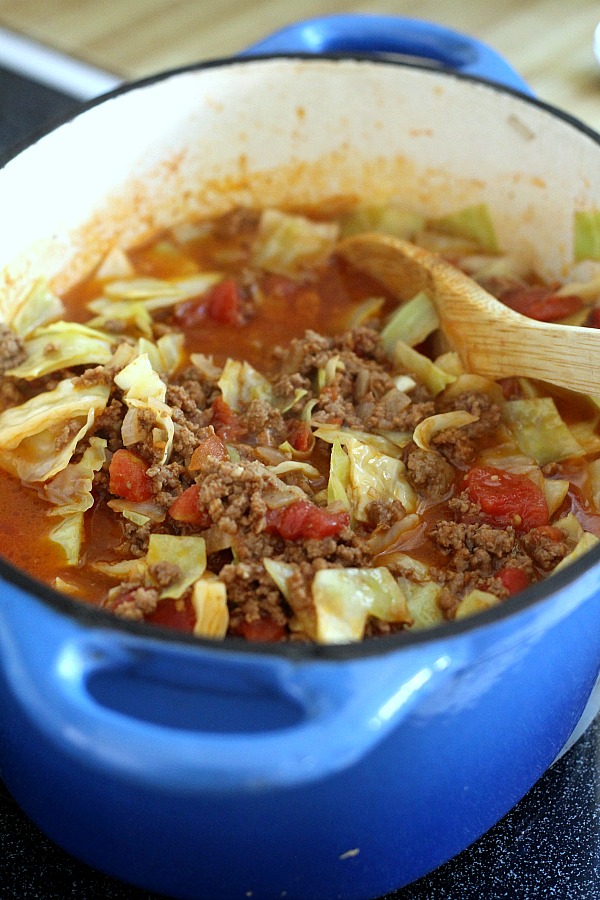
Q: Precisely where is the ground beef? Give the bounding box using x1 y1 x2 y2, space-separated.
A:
521 527 571 570
146 460 191 507
148 561 181 588
239 398 286 443
405 445 455 500
219 559 289 630
364 500 406 528
92 398 126 451
432 392 502 465
0 324 25 374
106 584 160 620
430 520 516 567
194 456 286 535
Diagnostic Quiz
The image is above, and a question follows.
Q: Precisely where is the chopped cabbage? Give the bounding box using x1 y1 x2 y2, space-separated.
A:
311 567 412 643
192 576 229 638
553 531 599 572
251 209 339 277
455 589 502 619
543 478 570 517
263 558 315 636
48 512 84 566
102 273 222 310
588 459 600 512
380 291 439 354
574 210 600 261
412 410 478 452
502 398 583 466
114 353 174 464
136 333 184 375
430 203 499 253
316 355 344 391
95 247 136 279
345 436 417 520
146 534 207 599
400 579 444 629
86 298 154 336
0 378 109 481
392 340 456 395
45 436 107 513
7 321 115 380
313 424 406 458
3 278 64 337
327 438 351 508
218 359 272 411
339 204 425 239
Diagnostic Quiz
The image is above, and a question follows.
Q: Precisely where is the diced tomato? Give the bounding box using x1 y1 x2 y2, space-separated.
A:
286 419 313 453
147 597 196 633
189 432 229 469
168 484 211 527
236 617 286 642
464 466 549 531
496 566 531 595
266 500 350 541
109 449 153 502
528 524 566 543
207 278 243 325
211 396 246 441
499 285 583 322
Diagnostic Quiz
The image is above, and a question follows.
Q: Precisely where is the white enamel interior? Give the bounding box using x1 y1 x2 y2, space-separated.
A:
1 57 600 305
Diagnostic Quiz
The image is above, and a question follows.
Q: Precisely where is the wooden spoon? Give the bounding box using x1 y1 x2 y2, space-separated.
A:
338 232 600 396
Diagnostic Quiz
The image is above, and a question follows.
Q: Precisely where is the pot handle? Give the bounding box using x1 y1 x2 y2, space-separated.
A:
242 14 533 96
2 606 457 790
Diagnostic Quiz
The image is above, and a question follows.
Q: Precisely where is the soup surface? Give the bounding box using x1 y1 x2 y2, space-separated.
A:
0 202 599 643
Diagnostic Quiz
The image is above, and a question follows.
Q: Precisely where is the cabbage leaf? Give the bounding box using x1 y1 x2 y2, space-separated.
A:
192 575 229 638
114 353 174 464
251 209 339 277
311 567 412 643
146 534 207 599
502 398 583 466
0 378 109 481
345 436 417 520
7 321 115 380
392 340 456 395
2 278 64 337
218 358 272 411
380 291 439 354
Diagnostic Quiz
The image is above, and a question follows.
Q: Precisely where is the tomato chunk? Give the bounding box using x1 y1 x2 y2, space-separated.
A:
465 466 549 531
211 396 246 441
207 278 243 325
499 285 583 322
236 618 286 642
147 597 196 633
189 432 229 469
109 449 153 502
286 419 313 453
168 484 211 527
266 500 350 541
496 566 531 595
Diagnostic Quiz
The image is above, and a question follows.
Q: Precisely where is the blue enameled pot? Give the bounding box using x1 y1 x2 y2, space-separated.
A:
0 15 599 900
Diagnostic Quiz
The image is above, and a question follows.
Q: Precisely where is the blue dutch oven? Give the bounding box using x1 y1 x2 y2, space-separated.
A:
1 14 600 900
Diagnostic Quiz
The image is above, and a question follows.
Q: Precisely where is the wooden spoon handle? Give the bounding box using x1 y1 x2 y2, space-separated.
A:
339 233 600 396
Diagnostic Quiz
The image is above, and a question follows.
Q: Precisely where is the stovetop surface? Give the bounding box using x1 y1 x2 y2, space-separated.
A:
0 59 599 900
